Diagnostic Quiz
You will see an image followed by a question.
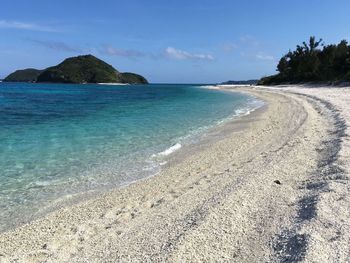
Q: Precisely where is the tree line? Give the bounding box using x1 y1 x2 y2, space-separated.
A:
258 36 350 85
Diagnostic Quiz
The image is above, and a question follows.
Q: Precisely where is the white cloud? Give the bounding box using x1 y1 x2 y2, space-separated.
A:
239 35 260 47
255 53 274 61
28 39 81 52
101 45 144 57
0 20 56 32
240 51 275 62
164 47 214 61
221 42 238 52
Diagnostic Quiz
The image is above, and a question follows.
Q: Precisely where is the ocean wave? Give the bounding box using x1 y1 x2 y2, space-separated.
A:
197 85 220 90
153 143 182 157
97 83 130 86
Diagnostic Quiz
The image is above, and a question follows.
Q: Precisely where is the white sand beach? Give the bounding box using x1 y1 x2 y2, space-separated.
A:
1 86 350 262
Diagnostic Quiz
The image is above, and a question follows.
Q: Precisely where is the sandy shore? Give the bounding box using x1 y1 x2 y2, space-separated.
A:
1 86 349 262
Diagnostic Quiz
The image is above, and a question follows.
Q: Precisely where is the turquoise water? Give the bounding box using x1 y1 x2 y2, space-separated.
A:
0 82 262 231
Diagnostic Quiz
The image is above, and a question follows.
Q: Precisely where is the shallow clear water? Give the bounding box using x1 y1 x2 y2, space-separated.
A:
0 82 262 231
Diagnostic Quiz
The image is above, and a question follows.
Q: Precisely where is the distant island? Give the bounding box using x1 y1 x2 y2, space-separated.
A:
258 36 350 85
3 55 148 84
4 69 43 83
220 80 258 85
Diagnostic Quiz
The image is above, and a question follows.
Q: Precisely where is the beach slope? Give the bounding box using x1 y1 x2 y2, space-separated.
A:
1 86 349 262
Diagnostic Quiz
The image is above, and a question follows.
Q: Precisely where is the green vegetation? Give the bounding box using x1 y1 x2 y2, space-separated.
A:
3 68 43 82
118 72 148 84
258 37 350 85
4 54 148 84
36 54 149 84
38 55 121 84
220 80 258 85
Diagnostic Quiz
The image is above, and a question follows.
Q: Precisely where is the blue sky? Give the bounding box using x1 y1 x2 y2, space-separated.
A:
1 0 350 83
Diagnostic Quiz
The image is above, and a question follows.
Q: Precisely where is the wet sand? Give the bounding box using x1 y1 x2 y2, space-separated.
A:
1 86 349 262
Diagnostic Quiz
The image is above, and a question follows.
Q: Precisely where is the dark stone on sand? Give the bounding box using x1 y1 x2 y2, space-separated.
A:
274 180 281 185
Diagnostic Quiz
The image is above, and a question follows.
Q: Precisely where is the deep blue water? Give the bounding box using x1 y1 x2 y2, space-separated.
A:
0 82 262 231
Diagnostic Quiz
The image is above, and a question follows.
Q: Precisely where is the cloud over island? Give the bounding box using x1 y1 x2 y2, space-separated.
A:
0 20 56 32
27 39 81 52
164 47 214 61
99 45 214 61
100 45 145 58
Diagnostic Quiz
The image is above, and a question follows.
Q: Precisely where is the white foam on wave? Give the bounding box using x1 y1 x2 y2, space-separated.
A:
197 85 220 90
216 99 265 125
97 83 130 86
154 143 182 157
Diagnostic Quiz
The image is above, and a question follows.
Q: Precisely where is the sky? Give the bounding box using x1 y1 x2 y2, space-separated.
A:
1 0 350 83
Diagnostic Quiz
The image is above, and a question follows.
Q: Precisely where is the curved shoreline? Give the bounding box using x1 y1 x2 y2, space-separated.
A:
0 86 262 233
1 86 349 262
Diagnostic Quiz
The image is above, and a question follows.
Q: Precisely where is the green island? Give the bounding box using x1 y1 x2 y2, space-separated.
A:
259 36 350 85
3 69 44 83
4 55 148 84
220 79 258 85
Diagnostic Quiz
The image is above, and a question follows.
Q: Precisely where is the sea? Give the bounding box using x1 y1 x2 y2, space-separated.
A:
0 82 263 231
